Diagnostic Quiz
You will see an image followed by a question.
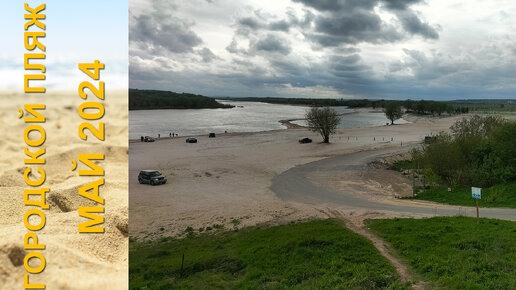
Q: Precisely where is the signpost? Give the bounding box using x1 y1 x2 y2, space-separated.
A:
472 187 481 224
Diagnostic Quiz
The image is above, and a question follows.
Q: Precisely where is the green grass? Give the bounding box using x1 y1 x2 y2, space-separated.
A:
366 217 516 289
391 160 516 208
130 219 407 289
390 160 415 171
405 182 516 208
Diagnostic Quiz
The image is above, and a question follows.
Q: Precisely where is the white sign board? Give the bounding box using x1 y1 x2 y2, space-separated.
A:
472 187 482 199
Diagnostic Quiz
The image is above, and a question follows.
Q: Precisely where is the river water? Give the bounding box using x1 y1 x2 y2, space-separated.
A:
129 100 408 139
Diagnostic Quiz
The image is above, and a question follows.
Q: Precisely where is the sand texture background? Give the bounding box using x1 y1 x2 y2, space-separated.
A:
0 90 128 289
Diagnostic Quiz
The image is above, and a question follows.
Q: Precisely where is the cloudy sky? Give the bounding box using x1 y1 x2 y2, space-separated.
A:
130 0 516 100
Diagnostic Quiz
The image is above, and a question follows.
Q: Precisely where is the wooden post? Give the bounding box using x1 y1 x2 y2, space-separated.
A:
476 199 479 225
180 253 185 277
412 169 416 197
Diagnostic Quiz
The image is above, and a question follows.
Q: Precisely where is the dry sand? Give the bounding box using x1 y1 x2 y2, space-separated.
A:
129 111 462 240
0 91 128 289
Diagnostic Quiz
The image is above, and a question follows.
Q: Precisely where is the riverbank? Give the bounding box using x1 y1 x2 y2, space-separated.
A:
129 113 463 240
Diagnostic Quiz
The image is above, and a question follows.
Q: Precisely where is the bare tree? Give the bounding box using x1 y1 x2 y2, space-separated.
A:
306 107 340 143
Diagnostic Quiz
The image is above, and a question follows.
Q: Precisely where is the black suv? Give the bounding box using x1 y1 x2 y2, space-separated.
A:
138 170 167 185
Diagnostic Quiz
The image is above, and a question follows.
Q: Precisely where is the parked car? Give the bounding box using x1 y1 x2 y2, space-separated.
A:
298 137 312 144
186 137 197 143
209 133 216 138
138 170 166 185
143 136 155 142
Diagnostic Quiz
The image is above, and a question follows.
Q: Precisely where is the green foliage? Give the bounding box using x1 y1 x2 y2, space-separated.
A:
129 89 234 110
384 102 403 124
405 182 516 208
450 114 506 139
231 218 241 228
366 217 516 289
390 160 415 171
130 219 402 289
412 115 516 187
421 168 441 187
306 107 340 143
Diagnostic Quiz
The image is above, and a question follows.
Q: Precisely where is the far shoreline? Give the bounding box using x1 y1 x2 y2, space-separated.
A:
128 108 412 142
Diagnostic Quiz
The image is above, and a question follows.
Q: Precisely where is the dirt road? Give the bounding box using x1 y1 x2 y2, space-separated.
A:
271 146 516 221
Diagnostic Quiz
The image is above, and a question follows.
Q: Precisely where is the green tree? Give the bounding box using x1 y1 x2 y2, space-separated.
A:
451 115 506 139
306 107 340 143
384 102 403 125
411 115 515 187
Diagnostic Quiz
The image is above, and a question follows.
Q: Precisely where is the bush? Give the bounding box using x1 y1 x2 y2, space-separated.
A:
412 115 515 187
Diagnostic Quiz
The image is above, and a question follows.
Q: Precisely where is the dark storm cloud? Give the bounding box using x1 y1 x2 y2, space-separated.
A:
231 0 437 49
238 17 262 30
130 10 203 55
396 11 439 39
254 34 292 55
198 47 217 62
382 0 421 11
236 14 293 32
292 0 378 12
269 20 291 32
309 11 403 46
291 0 438 47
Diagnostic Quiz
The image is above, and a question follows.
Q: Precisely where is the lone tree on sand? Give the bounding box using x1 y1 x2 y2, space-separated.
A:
306 107 340 143
384 102 403 125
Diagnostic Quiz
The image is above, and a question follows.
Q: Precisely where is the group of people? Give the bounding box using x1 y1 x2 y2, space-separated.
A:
140 130 231 142
159 133 178 138
140 132 179 142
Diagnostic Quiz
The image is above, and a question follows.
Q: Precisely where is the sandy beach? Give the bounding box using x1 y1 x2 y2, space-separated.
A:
129 111 463 240
0 91 128 289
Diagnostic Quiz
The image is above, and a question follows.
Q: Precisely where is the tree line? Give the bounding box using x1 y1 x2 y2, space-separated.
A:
129 89 234 110
223 97 474 116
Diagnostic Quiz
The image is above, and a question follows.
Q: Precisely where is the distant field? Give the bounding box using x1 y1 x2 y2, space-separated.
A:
405 182 516 208
366 217 516 289
129 219 407 289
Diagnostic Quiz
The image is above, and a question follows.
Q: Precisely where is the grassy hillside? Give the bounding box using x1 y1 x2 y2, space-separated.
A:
366 217 516 289
129 89 234 110
130 219 406 289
